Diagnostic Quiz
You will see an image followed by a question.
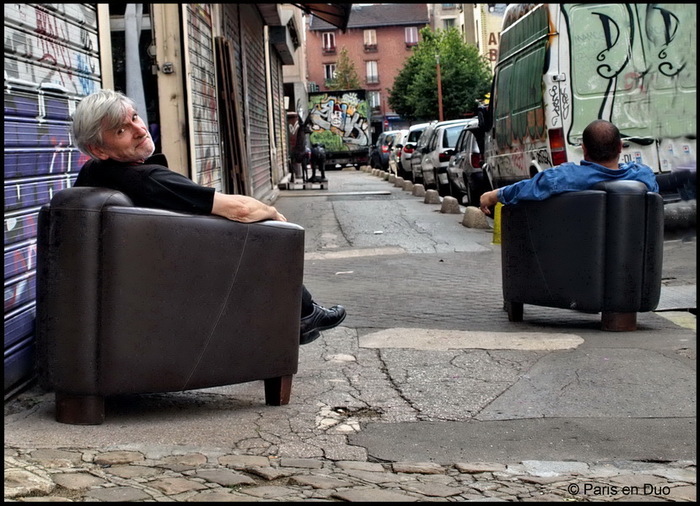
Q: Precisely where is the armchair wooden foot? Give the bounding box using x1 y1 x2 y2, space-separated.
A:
55 393 105 425
264 375 293 405
601 311 637 332
505 301 524 322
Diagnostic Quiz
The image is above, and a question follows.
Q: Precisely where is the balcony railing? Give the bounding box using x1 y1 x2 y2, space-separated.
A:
322 46 336 54
366 76 379 84
364 44 377 53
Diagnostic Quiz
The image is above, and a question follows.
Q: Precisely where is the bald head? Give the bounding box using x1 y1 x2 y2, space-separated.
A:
582 120 622 166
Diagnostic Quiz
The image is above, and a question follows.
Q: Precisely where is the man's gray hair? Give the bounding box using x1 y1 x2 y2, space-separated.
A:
72 89 137 159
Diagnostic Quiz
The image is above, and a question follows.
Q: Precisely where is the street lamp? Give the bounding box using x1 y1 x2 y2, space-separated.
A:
436 54 444 121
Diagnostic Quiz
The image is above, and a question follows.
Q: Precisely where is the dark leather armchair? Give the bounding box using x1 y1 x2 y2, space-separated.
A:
36 187 305 424
501 180 664 331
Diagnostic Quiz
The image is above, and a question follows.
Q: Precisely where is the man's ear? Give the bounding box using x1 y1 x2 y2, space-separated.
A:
89 144 110 160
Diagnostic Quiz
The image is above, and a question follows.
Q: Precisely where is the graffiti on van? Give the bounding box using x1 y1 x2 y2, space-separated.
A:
308 91 371 153
564 4 695 141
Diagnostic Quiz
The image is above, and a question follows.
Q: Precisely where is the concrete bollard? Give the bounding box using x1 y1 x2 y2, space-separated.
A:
403 180 414 192
462 206 491 229
412 184 426 197
382 171 390 181
388 174 396 184
394 177 405 188
424 189 441 204
440 196 461 214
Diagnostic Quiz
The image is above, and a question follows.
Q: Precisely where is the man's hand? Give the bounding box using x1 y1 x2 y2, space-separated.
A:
480 190 498 215
212 193 287 223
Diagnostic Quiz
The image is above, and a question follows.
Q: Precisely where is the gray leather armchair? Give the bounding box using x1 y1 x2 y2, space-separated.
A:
36 187 305 424
501 180 664 331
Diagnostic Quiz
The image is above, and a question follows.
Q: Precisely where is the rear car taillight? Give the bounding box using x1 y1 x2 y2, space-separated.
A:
439 152 452 162
403 145 414 154
470 153 483 168
548 128 568 166
381 145 390 153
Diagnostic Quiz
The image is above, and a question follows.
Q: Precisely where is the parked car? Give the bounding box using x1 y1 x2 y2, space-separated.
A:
446 123 487 206
408 121 439 184
387 129 409 176
398 122 432 181
420 118 476 194
369 129 404 171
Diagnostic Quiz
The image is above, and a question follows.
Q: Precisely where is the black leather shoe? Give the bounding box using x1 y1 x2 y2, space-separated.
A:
300 303 346 345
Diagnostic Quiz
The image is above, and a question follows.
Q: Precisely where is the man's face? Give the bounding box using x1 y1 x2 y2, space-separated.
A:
91 106 155 163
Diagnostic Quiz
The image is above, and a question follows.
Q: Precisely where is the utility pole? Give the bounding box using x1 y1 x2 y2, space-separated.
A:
436 54 444 121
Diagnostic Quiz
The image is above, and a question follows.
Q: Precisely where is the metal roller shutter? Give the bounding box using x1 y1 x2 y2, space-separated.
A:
3 3 101 398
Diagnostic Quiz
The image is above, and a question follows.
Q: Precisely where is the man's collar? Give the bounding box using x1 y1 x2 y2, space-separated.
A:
106 153 168 167
145 153 168 167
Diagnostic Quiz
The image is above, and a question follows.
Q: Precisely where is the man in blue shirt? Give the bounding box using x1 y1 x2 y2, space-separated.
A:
479 120 659 215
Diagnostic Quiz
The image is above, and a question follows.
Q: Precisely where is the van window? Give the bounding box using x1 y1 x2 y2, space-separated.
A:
493 5 549 150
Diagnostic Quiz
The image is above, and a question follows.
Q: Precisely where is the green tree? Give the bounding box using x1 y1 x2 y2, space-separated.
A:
388 27 492 121
327 46 361 90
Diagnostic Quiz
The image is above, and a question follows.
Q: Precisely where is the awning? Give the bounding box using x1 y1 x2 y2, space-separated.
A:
292 3 352 32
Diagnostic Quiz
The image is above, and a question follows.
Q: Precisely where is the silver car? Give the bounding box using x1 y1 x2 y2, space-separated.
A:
420 118 476 193
408 122 439 184
398 122 432 182
387 129 409 177
446 123 486 205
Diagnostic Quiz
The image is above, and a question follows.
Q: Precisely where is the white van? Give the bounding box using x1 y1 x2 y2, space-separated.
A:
481 4 696 201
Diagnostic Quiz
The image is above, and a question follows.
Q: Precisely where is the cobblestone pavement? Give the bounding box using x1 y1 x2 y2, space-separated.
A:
4 447 696 502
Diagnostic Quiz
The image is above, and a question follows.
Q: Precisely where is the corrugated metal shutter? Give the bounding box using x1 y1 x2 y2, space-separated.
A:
186 4 222 190
241 5 272 200
3 3 101 398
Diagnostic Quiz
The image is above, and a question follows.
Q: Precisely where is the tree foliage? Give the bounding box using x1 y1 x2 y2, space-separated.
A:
388 27 492 121
327 46 361 90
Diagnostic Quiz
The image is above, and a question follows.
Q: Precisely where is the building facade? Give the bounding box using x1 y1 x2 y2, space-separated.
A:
306 3 430 139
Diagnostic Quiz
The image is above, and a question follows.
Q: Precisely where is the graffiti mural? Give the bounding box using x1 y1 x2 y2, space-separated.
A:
308 91 371 152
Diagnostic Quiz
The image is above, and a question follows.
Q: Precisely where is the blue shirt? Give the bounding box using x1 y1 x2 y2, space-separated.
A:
497 160 659 205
